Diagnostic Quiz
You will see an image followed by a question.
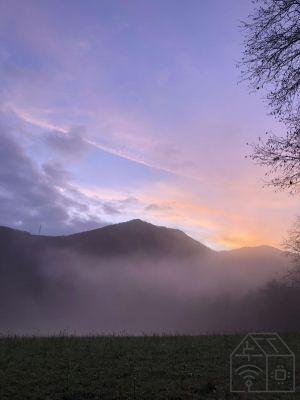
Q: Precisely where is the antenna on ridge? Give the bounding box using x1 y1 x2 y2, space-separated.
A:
38 225 42 235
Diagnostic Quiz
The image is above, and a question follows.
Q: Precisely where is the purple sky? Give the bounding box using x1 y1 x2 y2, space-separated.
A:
0 0 298 249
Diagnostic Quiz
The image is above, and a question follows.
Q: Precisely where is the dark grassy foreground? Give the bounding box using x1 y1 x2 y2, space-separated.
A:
0 334 299 400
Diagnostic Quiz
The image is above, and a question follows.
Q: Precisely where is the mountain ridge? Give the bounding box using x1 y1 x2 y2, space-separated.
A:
0 219 282 254
0 219 291 334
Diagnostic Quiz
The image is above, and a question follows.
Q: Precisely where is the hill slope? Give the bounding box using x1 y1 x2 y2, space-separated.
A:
0 219 212 259
0 220 291 334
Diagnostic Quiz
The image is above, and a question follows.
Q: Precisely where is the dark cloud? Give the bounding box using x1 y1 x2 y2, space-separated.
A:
101 197 140 216
102 202 121 215
0 120 107 234
0 112 155 235
145 203 172 212
119 196 139 206
44 126 91 159
42 161 73 184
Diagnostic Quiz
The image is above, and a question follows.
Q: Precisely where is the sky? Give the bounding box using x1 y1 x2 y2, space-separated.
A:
0 0 299 250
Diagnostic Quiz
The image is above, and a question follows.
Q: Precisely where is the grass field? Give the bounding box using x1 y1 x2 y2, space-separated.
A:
0 334 299 399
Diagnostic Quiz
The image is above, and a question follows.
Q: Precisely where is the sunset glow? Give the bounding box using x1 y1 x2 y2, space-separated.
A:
0 0 298 249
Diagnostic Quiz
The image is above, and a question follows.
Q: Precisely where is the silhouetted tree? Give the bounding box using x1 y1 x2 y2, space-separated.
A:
285 217 300 285
242 0 300 119
250 126 300 192
241 0 300 192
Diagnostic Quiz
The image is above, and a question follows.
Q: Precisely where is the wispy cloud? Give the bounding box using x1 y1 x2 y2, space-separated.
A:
12 105 205 180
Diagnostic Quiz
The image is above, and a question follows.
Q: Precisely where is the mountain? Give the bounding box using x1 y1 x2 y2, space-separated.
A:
59 219 213 258
0 220 292 334
0 219 211 260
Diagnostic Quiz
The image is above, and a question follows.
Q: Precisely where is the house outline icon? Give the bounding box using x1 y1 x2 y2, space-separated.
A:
230 332 295 393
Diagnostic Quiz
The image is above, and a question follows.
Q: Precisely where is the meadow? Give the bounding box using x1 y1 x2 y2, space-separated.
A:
0 334 299 399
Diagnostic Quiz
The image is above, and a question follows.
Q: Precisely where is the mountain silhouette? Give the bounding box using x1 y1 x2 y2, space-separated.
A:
60 219 213 257
1 219 212 258
0 220 291 334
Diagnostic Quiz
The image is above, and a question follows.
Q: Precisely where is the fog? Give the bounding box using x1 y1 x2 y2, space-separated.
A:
1 245 297 335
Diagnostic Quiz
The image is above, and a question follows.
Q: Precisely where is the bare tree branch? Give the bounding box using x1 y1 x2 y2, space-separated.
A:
248 124 300 192
284 217 300 285
241 0 300 191
241 0 300 119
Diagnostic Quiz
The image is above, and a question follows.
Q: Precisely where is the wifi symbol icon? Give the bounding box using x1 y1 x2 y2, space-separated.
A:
235 364 263 391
